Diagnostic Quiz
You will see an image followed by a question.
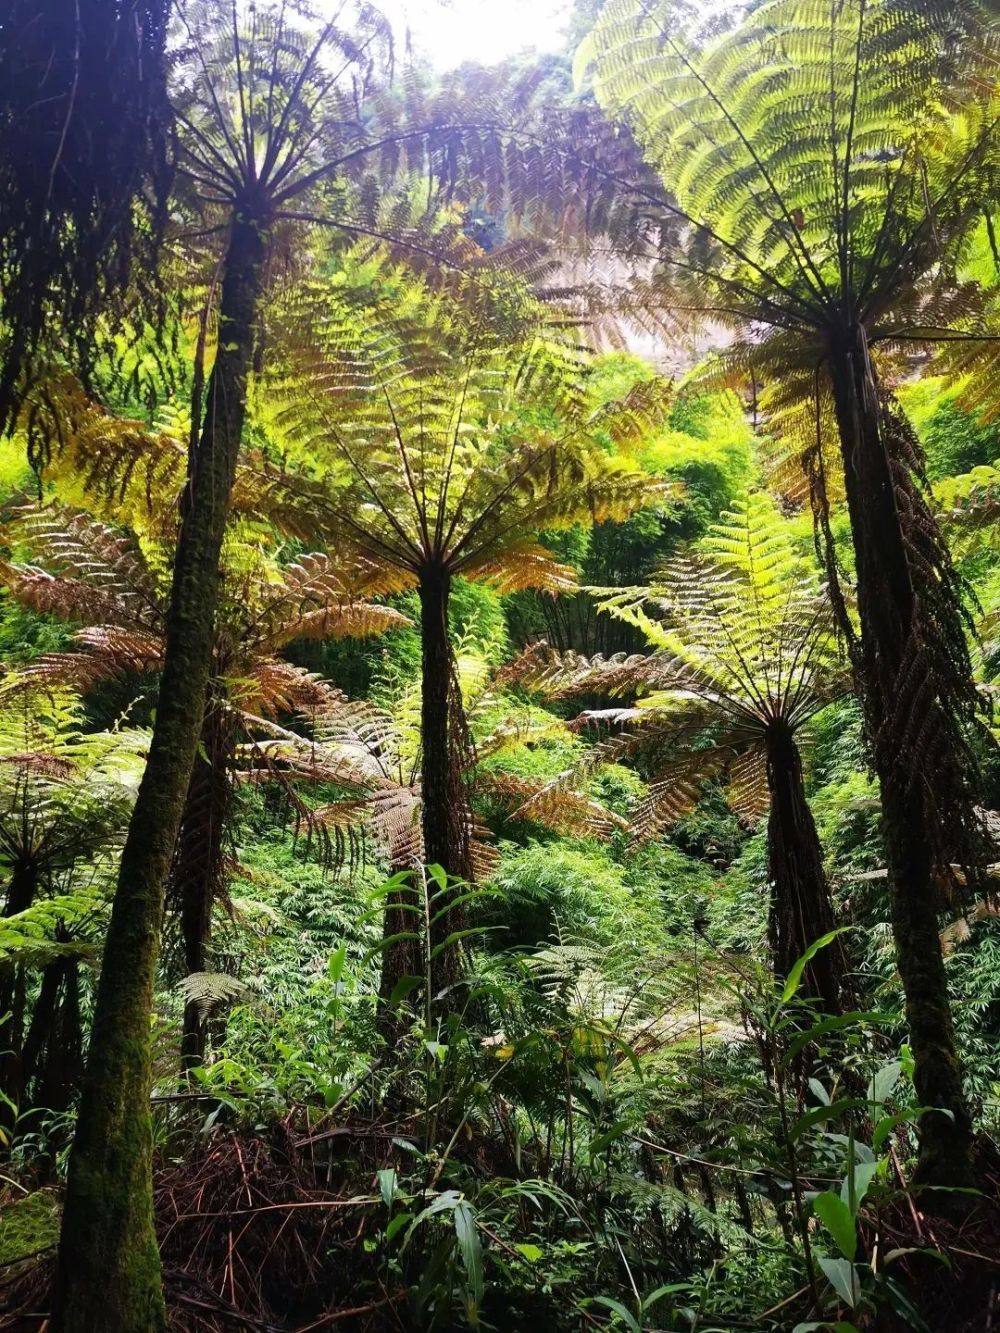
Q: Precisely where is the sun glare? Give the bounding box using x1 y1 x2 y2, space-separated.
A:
378 0 572 69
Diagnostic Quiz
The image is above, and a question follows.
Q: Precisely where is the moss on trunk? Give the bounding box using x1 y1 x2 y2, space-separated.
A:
50 202 269 1331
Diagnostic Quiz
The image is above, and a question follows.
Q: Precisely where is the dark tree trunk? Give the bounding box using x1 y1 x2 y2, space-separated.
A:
21 949 82 1116
764 720 842 1015
19 958 61 1100
0 861 39 1137
420 564 454 875
174 692 232 1072
827 324 974 1189
51 201 269 1332
417 564 467 999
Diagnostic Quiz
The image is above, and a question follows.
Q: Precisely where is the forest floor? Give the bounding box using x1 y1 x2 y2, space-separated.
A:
2 1123 1000 1331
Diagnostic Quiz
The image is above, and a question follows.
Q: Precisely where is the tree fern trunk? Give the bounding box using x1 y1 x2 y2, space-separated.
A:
827 324 974 1190
51 202 269 1332
0 861 38 1139
420 565 452 874
418 564 466 998
23 953 82 1118
764 720 841 1014
174 692 232 1072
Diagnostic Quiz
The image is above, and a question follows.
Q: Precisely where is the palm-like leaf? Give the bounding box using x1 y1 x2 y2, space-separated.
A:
519 494 847 828
265 297 677 581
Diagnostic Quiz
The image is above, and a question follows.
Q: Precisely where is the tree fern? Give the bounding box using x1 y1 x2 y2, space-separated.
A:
261 296 675 924
0 504 409 1066
520 494 848 1009
579 0 1000 1186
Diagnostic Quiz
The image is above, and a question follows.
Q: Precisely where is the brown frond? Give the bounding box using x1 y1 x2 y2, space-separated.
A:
2 504 165 630
726 745 770 824
463 543 578 595
480 771 626 839
633 747 734 841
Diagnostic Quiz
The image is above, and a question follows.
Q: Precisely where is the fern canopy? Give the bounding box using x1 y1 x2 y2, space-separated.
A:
579 0 1000 331
522 494 847 834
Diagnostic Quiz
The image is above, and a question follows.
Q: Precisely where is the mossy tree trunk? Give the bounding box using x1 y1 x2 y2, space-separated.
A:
827 323 974 1189
764 720 842 1015
51 200 270 1332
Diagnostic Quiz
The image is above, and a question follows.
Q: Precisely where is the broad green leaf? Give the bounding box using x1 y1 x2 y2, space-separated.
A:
362 932 419 966
872 1110 919 1151
790 1098 865 1141
867 1059 903 1107
584 1296 641 1332
808 1077 831 1106
588 1120 631 1159
783 1012 891 1068
644 1282 693 1307
385 1212 412 1244
780 928 851 1005
387 974 424 1007
454 1198 484 1307
813 1191 857 1260
377 1168 397 1209
818 1255 860 1308
839 1160 879 1212
514 1242 544 1263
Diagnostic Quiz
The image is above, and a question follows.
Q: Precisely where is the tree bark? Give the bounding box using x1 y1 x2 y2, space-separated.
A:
51 201 269 1332
763 720 841 1014
420 565 453 874
417 564 466 998
174 691 232 1072
827 324 974 1189
20 946 82 1120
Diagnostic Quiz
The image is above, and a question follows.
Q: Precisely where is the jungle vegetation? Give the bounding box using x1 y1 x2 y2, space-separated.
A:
0 0 999 1330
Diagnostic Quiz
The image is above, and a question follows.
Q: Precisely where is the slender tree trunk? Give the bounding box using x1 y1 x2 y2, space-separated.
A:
763 720 841 1014
51 201 269 1332
19 958 63 1097
21 950 82 1115
174 693 232 1072
420 564 454 874
417 564 466 997
17 950 82 1174
827 324 974 1189
0 861 38 1138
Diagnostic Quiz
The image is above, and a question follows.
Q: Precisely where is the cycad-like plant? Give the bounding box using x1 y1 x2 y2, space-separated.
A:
578 0 1000 1185
521 495 848 1010
0 504 407 1065
268 321 675 915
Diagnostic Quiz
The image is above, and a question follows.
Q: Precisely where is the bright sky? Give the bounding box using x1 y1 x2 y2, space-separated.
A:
379 0 574 69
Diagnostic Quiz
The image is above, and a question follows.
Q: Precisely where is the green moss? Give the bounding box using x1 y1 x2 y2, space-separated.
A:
0 1188 60 1268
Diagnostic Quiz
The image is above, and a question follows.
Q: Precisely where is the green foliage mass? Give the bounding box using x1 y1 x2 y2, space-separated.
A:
2 1 1000 1327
